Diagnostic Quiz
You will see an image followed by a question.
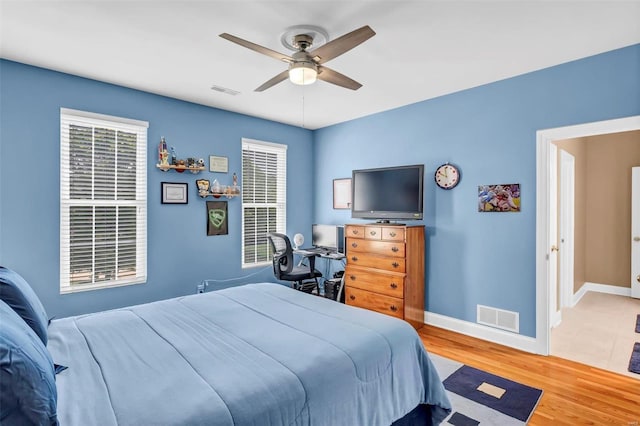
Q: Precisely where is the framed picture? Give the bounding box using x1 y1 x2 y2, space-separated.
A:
209 155 228 173
206 201 228 235
478 184 521 212
333 178 352 209
161 182 188 204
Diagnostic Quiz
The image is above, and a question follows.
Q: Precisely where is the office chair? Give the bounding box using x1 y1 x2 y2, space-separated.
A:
267 232 322 294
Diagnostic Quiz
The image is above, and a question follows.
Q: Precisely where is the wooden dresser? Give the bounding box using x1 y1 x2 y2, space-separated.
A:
344 224 425 329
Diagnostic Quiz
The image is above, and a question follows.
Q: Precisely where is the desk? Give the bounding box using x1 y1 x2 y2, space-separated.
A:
294 249 346 300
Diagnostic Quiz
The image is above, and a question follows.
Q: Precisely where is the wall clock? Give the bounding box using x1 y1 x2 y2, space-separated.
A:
434 163 460 190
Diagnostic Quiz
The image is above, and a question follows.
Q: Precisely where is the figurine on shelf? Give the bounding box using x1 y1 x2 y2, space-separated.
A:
211 179 222 197
158 137 169 166
231 172 241 195
170 146 178 165
196 179 210 197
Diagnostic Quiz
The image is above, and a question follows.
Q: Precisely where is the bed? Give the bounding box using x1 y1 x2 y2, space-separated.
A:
1 268 451 426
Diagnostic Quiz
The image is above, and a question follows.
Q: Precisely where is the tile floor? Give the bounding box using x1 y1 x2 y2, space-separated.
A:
550 291 640 379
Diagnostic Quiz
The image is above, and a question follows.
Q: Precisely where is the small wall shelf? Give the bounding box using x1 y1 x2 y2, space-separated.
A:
198 188 241 199
196 176 241 200
156 164 205 174
198 187 241 198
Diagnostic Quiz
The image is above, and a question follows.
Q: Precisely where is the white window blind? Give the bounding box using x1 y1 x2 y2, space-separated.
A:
60 108 148 293
241 138 287 267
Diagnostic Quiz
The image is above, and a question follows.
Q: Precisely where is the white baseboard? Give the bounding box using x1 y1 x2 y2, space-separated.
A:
424 311 540 354
572 282 631 306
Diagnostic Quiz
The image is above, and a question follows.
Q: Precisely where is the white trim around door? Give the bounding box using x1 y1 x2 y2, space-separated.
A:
535 115 640 355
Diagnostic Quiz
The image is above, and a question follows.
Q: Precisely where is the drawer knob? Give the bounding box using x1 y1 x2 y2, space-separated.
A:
392 262 399 268
349 275 356 281
390 232 396 237
350 294 356 300
390 305 398 312
390 283 397 289
391 246 399 252
353 229 359 235
351 242 358 248
351 256 358 262
370 230 377 236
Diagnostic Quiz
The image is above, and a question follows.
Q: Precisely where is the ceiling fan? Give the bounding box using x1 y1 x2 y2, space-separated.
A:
219 25 376 92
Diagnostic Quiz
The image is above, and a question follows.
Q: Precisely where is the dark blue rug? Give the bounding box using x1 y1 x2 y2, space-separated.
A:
442 364 542 423
432 354 542 424
635 314 640 333
629 342 640 374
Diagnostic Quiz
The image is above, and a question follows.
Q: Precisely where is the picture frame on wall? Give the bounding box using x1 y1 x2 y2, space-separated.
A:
333 178 352 209
478 183 521 212
161 182 188 204
209 155 229 173
206 200 228 235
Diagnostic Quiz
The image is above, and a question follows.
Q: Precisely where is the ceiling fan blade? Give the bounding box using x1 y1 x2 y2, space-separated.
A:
317 66 362 90
310 25 375 64
219 33 292 63
255 70 290 92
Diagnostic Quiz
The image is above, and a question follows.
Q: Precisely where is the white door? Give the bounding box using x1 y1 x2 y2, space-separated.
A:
549 144 559 325
559 150 575 307
632 167 640 298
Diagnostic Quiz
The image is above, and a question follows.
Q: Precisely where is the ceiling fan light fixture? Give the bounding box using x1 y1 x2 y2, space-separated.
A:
289 62 317 85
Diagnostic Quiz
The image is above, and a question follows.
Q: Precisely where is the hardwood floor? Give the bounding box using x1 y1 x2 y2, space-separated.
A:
418 325 640 425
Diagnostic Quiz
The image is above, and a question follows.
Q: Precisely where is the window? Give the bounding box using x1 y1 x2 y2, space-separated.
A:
241 138 287 267
60 108 147 293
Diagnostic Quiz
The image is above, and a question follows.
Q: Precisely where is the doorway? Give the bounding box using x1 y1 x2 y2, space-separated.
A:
535 115 640 356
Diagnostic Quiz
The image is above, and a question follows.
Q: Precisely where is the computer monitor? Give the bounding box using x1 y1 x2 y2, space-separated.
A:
312 224 345 254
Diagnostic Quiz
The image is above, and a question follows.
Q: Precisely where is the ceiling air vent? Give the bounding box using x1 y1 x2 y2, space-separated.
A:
210 85 240 96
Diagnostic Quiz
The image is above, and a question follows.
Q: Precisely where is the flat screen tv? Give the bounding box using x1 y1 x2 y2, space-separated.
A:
351 164 424 222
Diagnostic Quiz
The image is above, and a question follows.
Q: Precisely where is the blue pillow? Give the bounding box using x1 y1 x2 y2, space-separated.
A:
0 300 58 425
0 266 49 345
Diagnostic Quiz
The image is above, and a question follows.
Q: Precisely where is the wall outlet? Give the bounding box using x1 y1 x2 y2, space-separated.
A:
196 283 205 294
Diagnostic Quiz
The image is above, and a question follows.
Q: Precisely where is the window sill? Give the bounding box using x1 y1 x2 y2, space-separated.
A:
241 261 271 269
60 278 146 294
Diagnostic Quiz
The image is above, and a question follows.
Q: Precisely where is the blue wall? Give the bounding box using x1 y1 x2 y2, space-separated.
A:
2 44 639 332
313 44 640 337
0 59 314 318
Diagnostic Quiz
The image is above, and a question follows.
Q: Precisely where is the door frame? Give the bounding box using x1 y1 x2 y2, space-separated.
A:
535 115 640 355
548 143 559 327
632 167 640 298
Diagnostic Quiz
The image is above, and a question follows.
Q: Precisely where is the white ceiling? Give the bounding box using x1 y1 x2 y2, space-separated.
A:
1 1 639 130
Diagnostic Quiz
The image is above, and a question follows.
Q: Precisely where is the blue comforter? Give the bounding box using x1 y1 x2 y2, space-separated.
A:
47 283 451 425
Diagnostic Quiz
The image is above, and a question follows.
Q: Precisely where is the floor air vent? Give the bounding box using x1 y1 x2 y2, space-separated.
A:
477 305 519 333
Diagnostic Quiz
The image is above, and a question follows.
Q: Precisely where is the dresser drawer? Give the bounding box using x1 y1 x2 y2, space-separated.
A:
347 252 406 273
346 287 404 319
344 265 405 297
363 226 382 240
382 227 405 241
345 225 365 239
347 238 405 258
